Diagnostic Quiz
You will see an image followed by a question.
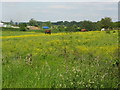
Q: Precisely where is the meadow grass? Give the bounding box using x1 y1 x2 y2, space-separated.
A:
2 30 119 88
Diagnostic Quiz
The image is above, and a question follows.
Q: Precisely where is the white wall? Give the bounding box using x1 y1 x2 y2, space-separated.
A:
0 23 3 27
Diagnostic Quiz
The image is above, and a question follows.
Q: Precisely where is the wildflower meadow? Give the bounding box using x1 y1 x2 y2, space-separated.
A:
2 30 119 88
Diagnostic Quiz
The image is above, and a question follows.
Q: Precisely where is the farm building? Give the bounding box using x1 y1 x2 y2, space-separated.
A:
0 23 12 28
0 23 3 27
11 26 20 28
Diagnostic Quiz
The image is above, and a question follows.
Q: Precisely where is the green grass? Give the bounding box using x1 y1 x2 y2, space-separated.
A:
1 27 62 36
2 30 119 88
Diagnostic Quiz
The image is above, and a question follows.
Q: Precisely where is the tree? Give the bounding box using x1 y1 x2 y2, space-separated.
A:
19 23 27 31
96 21 103 30
70 21 77 26
56 21 63 25
112 21 120 30
65 25 78 32
79 20 96 31
118 21 120 30
63 21 70 26
57 25 65 32
100 17 112 30
10 20 14 25
29 18 37 26
44 21 52 27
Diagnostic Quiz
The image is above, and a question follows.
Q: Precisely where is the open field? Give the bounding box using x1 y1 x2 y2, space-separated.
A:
2 30 119 88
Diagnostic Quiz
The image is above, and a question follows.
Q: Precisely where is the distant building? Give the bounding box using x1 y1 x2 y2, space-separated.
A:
27 26 40 30
0 23 9 27
0 22 20 28
11 26 20 28
3 24 12 28
3 24 7 27
0 23 4 27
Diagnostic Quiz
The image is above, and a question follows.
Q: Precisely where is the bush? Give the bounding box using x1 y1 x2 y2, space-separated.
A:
105 30 110 34
19 23 27 31
20 27 27 31
1 27 20 31
113 31 116 33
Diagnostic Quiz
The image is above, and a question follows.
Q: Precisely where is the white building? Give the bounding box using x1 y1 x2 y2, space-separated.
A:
0 23 8 27
3 24 7 27
11 26 20 28
0 22 19 28
0 23 4 27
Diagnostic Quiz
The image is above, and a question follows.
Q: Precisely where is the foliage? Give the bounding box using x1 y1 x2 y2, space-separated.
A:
2 17 119 32
10 20 14 25
105 30 111 34
29 18 38 26
78 20 97 31
42 21 52 27
65 25 78 32
1 27 20 31
19 23 27 31
99 17 112 29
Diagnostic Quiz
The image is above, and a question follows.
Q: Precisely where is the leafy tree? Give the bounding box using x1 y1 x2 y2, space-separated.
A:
70 21 77 26
44 21 52 27
118 21 120 30
29 18 37 26
114 21 120 30
19 23 27 31
10 20 14 25
63 21 70 26
56 21 63 25
100 17 112 29
65 25 78 32
37 21 43 26
79 20 95 31
57 25 65 32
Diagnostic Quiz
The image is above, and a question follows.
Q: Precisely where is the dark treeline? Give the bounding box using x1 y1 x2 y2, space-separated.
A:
2 17 120 32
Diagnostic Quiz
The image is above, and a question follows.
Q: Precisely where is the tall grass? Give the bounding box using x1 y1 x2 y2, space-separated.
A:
2 30 119 88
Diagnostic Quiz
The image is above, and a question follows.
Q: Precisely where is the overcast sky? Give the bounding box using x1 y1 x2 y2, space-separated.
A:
1 1 118 22
1 0 119 2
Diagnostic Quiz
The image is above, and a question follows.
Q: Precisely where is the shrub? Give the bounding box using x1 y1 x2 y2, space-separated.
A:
113 31 116 33
105 30 110 34
19 23 27 31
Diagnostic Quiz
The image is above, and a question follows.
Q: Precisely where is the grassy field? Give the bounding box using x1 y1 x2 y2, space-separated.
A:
2 30 119 88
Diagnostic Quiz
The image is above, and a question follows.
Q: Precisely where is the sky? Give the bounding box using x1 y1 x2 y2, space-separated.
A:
1 1 119 22
1 0 119 2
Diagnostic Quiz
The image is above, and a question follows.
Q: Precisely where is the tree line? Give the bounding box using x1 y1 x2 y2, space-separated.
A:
2 17 120 32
